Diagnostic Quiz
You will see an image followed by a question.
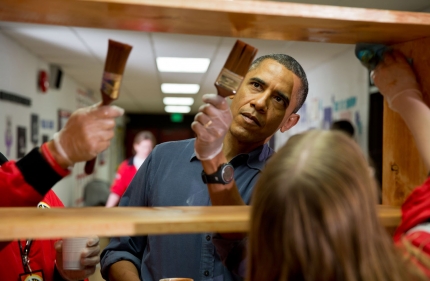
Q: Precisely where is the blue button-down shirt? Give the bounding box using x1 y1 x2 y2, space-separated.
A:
101 138 273 281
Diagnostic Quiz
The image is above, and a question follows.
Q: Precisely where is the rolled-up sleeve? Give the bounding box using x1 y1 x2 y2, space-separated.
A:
100 153 154 279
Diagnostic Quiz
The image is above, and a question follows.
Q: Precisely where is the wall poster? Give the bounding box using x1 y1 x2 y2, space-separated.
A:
31 113 39 146
4 116 13 157
17 126 26 158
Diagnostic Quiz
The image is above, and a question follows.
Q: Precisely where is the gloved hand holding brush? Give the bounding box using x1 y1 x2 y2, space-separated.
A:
49 103 124 169
372 50 422 113
192 94 232 160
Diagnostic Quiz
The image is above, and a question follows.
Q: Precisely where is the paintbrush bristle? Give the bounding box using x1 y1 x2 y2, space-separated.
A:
223 40 257 77
100 39 133 103
104 39 133 74
215 40 258 97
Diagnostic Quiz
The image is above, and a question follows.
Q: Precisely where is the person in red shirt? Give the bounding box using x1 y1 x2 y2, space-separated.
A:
374 51 430 277
0 103 124 281
105 131 156 207
243 51 430 281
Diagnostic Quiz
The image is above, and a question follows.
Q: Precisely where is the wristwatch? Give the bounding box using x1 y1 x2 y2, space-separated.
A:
201 163 234 184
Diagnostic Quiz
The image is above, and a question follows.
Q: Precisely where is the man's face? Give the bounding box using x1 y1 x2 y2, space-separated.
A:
229 59 300 145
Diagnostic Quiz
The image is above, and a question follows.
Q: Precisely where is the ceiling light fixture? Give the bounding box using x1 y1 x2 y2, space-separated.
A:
156 57 210 73
165 105 191 113
163 97 194 106
161 83 200 94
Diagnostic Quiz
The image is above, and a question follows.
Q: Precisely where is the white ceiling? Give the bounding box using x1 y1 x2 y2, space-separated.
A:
0 0 429 114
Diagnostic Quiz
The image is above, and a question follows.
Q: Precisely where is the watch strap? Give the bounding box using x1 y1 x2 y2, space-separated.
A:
201 163 233 184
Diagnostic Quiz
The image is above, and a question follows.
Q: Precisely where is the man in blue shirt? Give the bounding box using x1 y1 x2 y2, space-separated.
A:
101 54 309 281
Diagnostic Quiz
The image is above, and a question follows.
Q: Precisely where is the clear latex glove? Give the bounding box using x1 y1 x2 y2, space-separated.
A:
372 51 423 112
54 103 124 165
191 94 232 160
55 237 100 281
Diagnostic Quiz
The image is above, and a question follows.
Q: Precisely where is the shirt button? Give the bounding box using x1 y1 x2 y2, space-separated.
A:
204 271 209 276
206 235 211 241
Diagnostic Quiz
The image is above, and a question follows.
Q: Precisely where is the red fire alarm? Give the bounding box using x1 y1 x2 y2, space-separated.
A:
38 70 49 93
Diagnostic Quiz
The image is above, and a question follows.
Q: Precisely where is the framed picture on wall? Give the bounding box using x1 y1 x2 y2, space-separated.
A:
58 109 71 131
17 126 26 158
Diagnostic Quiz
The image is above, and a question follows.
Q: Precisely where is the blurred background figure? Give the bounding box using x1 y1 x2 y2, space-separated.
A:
105 131 156 207
83 179 110 206
330 119 355 138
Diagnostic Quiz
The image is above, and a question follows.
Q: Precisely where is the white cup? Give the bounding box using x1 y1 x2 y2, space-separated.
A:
62 237 88 270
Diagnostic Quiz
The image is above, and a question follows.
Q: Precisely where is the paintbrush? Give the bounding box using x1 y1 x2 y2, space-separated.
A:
215 40 258 97
84 39 133 175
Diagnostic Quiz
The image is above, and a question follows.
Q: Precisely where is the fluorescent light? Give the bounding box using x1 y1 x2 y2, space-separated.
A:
161 83 200 94
165 106 191 113
157 57 210 73
163 97 194 106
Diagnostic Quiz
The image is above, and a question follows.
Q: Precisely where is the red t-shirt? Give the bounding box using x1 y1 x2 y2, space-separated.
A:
0 190 64 281
110 158 137 197
394 177 430 277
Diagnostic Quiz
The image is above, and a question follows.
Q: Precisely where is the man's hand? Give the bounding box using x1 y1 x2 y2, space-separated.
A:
55 237 100 281
49 103 124 168
191 94 232 160
373 51 422 112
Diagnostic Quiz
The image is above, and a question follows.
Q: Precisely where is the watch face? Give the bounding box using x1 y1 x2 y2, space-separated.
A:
222 164 234 182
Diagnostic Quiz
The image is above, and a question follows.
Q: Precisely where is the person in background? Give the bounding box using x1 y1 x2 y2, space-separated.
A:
105 130 156 207
0 103 124 281
330 119 355 138
246 51 430 280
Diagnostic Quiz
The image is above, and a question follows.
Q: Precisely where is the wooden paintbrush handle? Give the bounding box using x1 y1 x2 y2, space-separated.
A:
84 158 96 175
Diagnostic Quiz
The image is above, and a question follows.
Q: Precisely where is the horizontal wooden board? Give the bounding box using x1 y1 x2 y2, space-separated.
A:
1 0 430 44
0 205 400 241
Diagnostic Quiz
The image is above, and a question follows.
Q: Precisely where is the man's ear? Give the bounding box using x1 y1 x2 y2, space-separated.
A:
280 113 300 133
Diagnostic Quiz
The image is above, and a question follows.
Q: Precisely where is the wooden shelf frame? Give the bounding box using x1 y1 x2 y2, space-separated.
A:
0 205 400 241
1 0 428 236
1 0 430 44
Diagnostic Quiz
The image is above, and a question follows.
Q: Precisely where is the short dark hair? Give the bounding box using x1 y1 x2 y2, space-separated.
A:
331 120 355 138
250 54 308 113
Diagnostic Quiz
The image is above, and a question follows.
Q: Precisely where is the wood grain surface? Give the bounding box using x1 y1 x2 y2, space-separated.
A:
0 205 400 241
1 0 430 44
382 37 430 205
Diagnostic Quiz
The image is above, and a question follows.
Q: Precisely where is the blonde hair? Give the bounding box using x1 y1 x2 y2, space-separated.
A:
247 130 425 281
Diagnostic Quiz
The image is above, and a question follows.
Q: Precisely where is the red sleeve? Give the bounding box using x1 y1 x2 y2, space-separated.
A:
0 161 45 207
110 161 129 196
0 147 65 207
40 190 65 208
394 177 430 241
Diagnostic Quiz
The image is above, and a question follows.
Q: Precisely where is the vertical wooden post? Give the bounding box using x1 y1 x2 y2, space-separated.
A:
382 37 430 206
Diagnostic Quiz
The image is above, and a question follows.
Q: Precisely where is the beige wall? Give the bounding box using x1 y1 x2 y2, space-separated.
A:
275 47 369 154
